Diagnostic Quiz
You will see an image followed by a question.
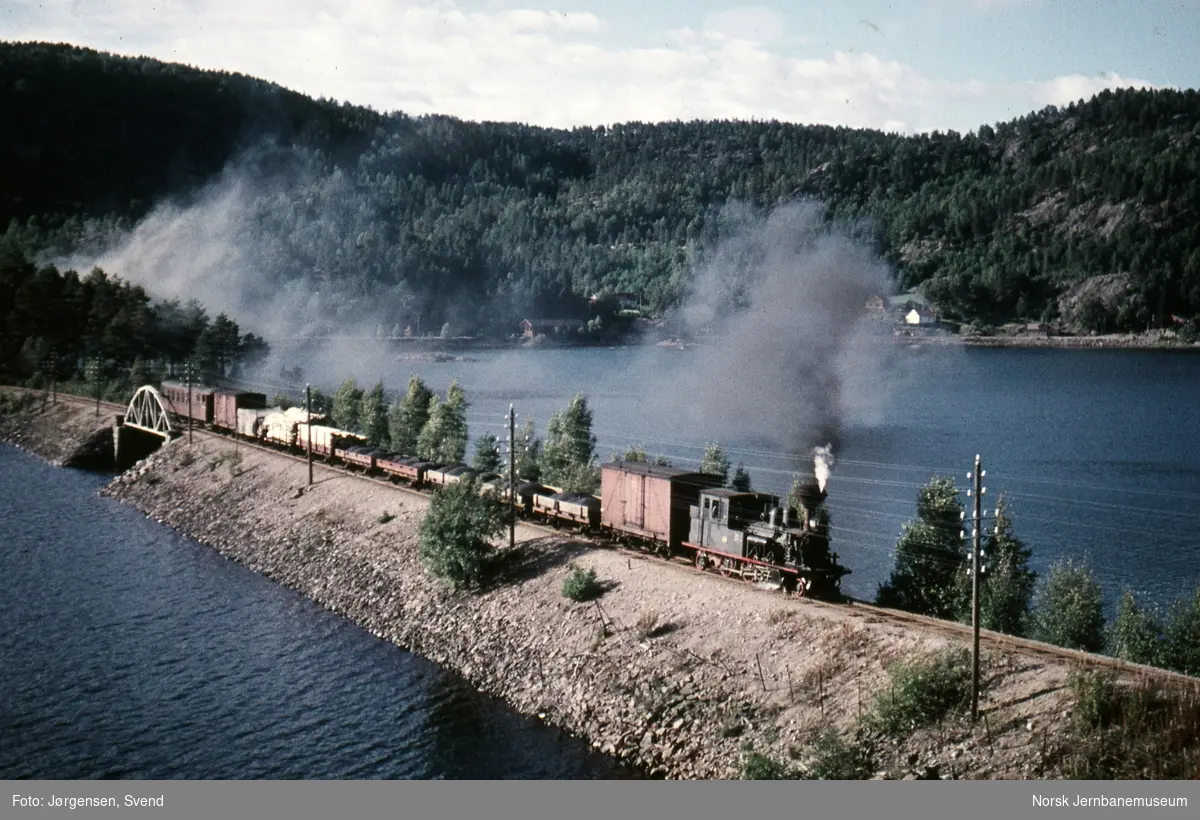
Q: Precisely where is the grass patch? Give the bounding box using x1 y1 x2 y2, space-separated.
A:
562 564 602 602
866 647 971 736
177 449 196 468
377 511 396 524
1056 668 1200 779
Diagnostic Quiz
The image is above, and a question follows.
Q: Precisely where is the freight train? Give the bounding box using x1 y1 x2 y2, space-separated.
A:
158 382 850 600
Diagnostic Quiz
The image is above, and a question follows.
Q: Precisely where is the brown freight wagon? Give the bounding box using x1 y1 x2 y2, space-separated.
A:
213 389 267 432
600 461 724 552
160 380 215 425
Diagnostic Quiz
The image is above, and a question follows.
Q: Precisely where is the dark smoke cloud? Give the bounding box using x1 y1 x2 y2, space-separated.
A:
641 200 894 460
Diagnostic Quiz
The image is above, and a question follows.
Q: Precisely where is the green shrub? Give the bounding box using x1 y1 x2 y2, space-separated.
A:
802 729 876 780
419 480 506 591
1030 557 1105 652
741 752 795 780
562 565 602 602
868 647 971 736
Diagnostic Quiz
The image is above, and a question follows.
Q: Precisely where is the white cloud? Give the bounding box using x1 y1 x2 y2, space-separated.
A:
4 0 1165 133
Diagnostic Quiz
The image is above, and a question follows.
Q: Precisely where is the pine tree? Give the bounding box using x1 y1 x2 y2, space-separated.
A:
956 498 1036 636
389 375 433 454
731 464 752 491
876 477 969 619
415 395 443 461
439 380 469 463
1160 585 1200 676
514 418 542 481
472 432 502 474
332 377 363 432
700 441 730 485
358 380 389 446
542 393 599 493
1107 590 1163 666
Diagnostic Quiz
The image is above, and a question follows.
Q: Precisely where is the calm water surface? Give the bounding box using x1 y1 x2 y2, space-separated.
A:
0 445 632 779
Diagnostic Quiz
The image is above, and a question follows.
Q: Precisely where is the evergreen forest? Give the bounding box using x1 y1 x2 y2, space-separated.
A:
4 41 1200 342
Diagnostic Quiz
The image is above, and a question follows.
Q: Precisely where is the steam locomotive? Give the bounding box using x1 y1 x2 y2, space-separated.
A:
158 381 850 600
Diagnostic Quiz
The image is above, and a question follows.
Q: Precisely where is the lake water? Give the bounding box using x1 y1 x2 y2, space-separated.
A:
331 343 1200 612
0 444 632 779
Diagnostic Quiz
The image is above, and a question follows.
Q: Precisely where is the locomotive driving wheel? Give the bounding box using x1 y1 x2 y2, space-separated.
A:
718 558 737 578
693 550 708 571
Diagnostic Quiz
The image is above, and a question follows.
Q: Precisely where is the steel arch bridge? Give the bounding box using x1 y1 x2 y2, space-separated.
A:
124 385 176 439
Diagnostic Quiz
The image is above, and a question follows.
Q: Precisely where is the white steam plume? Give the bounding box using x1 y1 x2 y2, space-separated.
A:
813 443 835 492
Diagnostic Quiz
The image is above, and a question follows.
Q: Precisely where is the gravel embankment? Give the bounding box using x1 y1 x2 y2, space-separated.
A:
90 432 1084 780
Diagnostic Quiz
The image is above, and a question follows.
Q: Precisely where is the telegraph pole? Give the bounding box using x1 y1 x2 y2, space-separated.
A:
970 454 984 721
186 362 193 444
508 403 516 551
306 383 314 486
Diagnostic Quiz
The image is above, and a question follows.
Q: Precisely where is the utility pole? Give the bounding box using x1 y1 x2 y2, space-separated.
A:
187 362 193 444
969 454 984 722
306 383 313 486
508 403 516 551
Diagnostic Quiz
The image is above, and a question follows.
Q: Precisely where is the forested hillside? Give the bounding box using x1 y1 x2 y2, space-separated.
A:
3 41 1199 338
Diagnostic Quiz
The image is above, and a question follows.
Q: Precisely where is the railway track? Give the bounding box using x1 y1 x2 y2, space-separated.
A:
19 388 1198 690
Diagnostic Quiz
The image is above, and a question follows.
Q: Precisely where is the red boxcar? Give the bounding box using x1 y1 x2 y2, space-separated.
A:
213 390 267 432
600 461 723 551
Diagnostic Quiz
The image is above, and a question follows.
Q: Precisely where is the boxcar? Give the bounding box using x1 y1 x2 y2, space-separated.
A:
213 389 267 432
600 461 724 551
161 380 215 426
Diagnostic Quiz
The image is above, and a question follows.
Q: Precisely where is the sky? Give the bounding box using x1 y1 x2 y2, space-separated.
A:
4 0 1198 134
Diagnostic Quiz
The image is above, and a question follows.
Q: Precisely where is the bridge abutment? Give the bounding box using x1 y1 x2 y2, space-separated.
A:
114 414 168 472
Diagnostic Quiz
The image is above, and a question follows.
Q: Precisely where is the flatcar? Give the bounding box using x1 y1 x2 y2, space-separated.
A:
534 491 601 530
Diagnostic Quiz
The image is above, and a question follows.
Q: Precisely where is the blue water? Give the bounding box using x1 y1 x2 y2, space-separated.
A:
0 444 632 779
315 344 1200 611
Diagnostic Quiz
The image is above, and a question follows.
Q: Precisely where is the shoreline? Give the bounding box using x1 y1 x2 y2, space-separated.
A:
0 391 1175 781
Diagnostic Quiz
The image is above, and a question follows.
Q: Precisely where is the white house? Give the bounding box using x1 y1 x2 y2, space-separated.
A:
905 305 938 325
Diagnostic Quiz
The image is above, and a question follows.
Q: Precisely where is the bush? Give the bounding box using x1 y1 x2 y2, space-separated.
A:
741 752 795 780
868 647 971 736
1030 557 1105 652
802 729 876 780
419 480 506 591
562 565 601 602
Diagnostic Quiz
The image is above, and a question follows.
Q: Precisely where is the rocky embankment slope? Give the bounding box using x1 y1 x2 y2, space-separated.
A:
81 430 1094 780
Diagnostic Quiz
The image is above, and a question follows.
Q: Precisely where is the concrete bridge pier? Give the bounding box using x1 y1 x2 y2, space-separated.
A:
113 414 168 472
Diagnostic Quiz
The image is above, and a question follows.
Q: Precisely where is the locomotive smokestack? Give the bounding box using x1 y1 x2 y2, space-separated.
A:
813 444 835 492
